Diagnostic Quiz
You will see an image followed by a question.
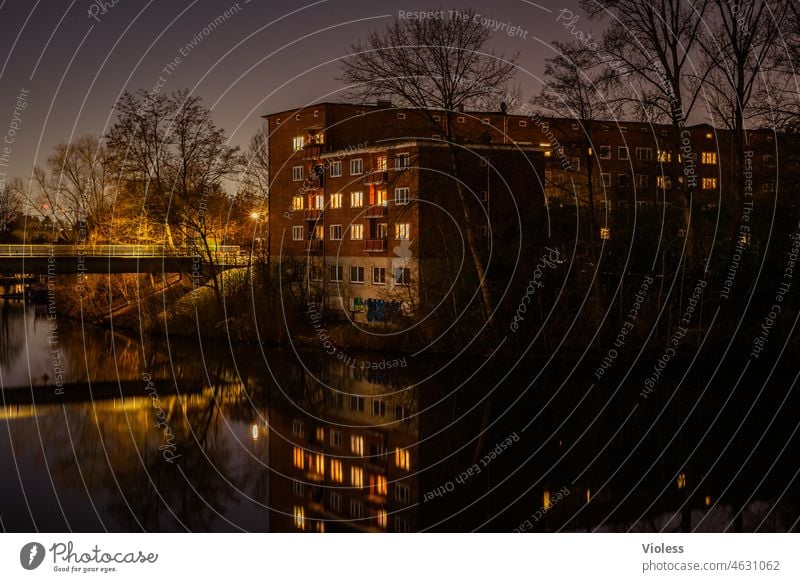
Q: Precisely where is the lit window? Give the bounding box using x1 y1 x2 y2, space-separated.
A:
702 177 718 190
395 187 410 205
600 227 611 240
313 453 325 476
394 268 411 286
292 225 303 241
293 447 304 469
316 427 324 442
350 158 364 175
395 223 410 240
656 175 672 189
543 490 551 509
330 459 343 482
351 435 364 456
351 466 364 488
618 146 629 160
706 132 713 139
330 265 343 282
349 265 364 284
292 196 304 210
657 150 672 163
330 225 342 240
293 505 306 530
350 224 364 241
395 153 410 170
377 189 388 206
330 161 342 177
377 223 388 239
372 267 386 285
313 225 323 240
701 152 717 165
313 194 324 210
395 447 410 470
376 155 388 171
292 136 305 151
330 193 342 208
370 474 388 496
292 166 303 181
377 509 388 529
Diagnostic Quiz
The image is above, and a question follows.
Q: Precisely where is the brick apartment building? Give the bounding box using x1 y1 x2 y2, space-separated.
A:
264 102 797 319
264 102 546 320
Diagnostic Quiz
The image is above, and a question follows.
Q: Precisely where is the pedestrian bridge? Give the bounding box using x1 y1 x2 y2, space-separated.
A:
0 244 247 274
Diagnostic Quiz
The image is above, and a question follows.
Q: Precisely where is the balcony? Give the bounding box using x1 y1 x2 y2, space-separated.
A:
306 240 323 253
365 239 386 252
365 205 388 218
303 142 325 160
363 171 387 185
304 209 324 221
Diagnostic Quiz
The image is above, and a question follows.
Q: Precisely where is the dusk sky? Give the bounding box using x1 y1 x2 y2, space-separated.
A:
0 0 583 183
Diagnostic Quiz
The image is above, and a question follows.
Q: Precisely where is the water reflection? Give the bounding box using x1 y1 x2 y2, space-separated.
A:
0 300 798 532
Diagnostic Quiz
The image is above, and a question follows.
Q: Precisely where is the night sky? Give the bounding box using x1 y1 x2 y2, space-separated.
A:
0 0 582 183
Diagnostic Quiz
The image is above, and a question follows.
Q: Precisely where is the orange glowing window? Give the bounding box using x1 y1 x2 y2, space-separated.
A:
377 508 388 529
330 459 343 483
351 466 364 488
293 447 304 469
395 447 410 470
314 454 325 476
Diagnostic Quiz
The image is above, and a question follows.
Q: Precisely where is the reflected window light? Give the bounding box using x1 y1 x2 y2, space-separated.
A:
586 489 591 504
315 521 325 533
543 490 551 509
705 495 711 507
330 459 343 483
395 447 410 471
316 426 324 442
369 474 388 497
251 424 259 441
351 466 364 488
377 509 388 529
677 473 687 490
293 447 305 469
293 505 306 530
314 454 325 476
351 435 364 456
600 227 611 241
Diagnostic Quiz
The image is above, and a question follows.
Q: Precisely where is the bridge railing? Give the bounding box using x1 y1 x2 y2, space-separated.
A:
0 244 245 263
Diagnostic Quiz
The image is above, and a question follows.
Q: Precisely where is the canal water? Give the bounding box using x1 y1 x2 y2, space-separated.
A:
0 299 797 532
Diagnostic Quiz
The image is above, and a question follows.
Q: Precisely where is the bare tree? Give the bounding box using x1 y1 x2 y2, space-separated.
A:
106 90 241 309
15 135 111 242
698 0 792 205
582 0 711 269
0 185 21 238
339 9 519 324
530 40 619 241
